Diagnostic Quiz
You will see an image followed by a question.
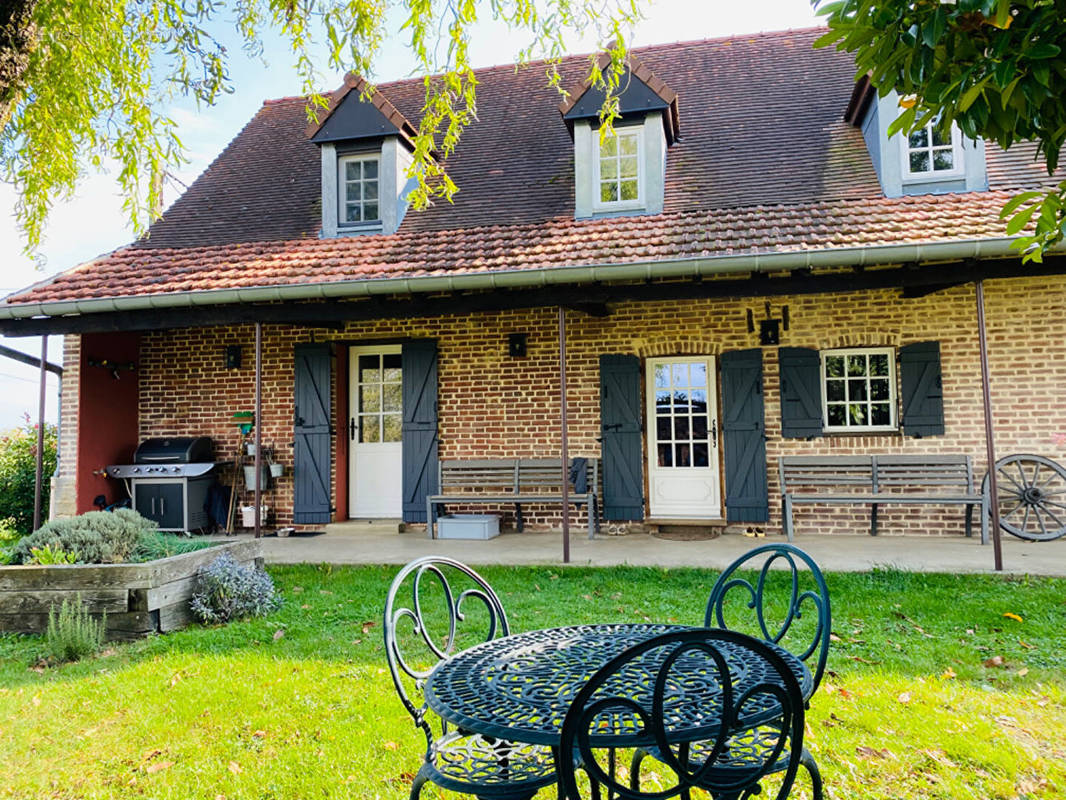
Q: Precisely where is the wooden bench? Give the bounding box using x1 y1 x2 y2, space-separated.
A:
780 455 989 543
427 458 599 539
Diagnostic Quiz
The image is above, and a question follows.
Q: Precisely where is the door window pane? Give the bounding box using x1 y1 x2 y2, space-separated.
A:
675 444 691 467
674 417 690 440
672 364 689 386
655 365 669 388
383 415 402 442
689 389 707 412
383 384 402 412
359 386 380 413
693 443 709 467
658 444 672 467
359 415 380 443
657 417 671 441
359 355 380 383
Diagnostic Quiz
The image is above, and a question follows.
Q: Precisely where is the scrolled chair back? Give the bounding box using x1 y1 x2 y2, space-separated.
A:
383 557 509 744
704 544 831 693
559 629 805 800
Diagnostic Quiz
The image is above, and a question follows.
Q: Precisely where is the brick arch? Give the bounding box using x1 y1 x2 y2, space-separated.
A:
817 330 903 349
632 338 722 358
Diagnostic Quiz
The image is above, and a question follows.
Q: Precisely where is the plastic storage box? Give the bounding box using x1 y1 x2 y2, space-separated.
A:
436 514 501 540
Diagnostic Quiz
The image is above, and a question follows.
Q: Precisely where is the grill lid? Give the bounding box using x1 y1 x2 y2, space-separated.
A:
134 437 214 464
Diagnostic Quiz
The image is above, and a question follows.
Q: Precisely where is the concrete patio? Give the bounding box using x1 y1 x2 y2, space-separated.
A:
215 524 1066 576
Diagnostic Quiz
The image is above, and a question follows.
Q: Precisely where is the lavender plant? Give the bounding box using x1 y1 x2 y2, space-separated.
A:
190 553 281 625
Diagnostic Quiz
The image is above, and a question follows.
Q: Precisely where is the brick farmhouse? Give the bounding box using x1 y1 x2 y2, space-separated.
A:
3 28 1064 542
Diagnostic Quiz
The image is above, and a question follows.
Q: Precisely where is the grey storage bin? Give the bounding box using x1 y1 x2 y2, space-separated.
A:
436 514 501 540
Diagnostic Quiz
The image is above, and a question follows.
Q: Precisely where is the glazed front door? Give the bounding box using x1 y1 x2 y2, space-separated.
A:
349 346 403 517
646 357 721 519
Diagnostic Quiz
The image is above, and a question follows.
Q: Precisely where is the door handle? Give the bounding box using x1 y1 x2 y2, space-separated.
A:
160 497 165 516
150 497 156 515
349 418 356 441
711 419 718 447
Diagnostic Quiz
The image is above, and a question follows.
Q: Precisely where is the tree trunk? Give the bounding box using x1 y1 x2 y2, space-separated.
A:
0 0 38 129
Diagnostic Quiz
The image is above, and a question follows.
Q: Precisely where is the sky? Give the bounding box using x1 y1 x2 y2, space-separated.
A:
0 0 821 430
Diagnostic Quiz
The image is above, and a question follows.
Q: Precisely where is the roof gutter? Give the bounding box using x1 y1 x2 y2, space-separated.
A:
0 236 1030 321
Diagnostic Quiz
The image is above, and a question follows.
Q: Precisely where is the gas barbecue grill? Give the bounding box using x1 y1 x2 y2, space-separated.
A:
106 437 218 532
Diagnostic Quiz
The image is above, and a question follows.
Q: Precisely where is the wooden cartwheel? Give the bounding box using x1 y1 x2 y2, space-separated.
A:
983 454 1066 541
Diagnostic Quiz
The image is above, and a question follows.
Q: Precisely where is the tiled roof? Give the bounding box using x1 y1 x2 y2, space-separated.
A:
4 27 1058 308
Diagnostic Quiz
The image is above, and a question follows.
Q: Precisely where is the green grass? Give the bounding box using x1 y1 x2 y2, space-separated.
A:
0 565 1064 799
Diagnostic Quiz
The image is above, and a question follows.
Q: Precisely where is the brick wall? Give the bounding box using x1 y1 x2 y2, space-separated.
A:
61 274 1066 535
51 335 81 518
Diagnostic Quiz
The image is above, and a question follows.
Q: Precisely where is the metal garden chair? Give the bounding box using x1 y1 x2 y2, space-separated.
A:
383 556 558 800
560 629 806 800
632 544 831 798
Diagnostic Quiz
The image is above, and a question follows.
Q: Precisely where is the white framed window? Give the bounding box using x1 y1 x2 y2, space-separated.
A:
594 127 644 210
338 154 381 225
821 348 897 432
901 121 964 180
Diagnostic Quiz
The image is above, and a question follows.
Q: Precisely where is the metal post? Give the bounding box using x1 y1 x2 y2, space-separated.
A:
254 322 263 539
976 281 1003 571
558 307 570 564
32 336 47 531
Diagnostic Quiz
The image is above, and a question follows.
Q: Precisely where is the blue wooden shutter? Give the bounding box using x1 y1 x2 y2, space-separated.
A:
599 354 644 520
779 347 823 439
900 341 944 437
402 340 439 523
721 349 769 522
293 343 333 524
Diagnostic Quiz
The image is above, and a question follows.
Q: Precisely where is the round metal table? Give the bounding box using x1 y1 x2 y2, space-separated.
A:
424 623 812 748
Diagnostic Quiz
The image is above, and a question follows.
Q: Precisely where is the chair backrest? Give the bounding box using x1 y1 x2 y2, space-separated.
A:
704 544 832 694
559 629 805 800
383 557 510 744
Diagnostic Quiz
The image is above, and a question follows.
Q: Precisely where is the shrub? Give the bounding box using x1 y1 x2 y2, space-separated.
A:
133 530 210 562
190 553 281 624
44 595 105 663
27 544 77 564
0 417 58 535
0 518 18 565
14 508 156 565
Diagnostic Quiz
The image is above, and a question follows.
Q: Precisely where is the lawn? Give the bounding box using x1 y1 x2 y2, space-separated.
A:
0 564 1063 799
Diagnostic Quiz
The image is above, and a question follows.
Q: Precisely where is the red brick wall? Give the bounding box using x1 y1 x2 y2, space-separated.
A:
58 274 1066 535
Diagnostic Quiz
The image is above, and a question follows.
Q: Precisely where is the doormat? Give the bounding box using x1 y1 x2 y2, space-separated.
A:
653 525 723 541
279 530 326 538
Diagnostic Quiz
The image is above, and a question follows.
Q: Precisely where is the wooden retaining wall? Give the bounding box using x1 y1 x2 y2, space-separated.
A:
0 539 263 640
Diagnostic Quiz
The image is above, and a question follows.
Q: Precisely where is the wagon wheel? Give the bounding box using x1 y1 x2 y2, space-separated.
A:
982 454 1066 541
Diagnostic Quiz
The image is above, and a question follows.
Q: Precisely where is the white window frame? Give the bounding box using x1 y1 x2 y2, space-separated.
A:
900 121 965 181
337 153 382 227
820 347 898 433
592 126 645 212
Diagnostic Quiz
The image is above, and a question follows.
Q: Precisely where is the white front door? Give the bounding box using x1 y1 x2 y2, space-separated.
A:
646 357 721 518
349 346 403 518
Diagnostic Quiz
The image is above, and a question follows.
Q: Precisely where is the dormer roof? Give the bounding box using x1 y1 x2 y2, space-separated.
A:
558 51 680 143
306 74 417 148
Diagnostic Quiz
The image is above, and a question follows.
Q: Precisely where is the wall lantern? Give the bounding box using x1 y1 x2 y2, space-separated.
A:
507 333 528 358
225 345 243 369
746 303 790 346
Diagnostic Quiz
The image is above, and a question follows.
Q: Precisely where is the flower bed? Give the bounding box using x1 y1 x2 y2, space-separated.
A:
0 539 262 639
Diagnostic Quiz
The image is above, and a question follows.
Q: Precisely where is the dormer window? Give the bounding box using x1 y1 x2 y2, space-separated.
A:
903 121 963 180
339 154 381 226
595 128 644 209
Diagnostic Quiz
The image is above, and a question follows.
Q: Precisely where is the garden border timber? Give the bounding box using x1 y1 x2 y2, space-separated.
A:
0 539 263 640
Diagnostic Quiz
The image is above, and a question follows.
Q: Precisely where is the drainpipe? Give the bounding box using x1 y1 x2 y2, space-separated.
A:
254 322 263 538
558 307 570 564
33 336 47 531
975 281 1003 570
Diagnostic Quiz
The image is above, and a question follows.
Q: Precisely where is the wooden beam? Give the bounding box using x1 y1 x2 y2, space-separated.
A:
2 256 1065 337
0 343 63 375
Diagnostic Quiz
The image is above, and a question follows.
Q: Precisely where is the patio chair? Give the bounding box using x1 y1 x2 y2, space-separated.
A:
383 556 558 800
632 544 831 798
559 629 806 800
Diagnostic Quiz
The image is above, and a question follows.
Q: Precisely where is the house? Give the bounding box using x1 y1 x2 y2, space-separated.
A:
3 28 1064 541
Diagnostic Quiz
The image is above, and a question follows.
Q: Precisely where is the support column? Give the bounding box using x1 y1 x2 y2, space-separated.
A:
558 307 570 564
254 322 263 538
33 336 47 531
976 280 1003 571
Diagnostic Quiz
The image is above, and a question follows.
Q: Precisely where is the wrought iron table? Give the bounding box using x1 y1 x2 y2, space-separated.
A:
424 623 812 749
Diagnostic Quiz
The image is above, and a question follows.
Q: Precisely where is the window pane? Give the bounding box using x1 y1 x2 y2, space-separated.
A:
908 128 929 148
346 182 362 202
382 383 402 412
654 365 669 388
657 417 671 441
620 179 639 201
870 379 890 401
825 356 845 378
910 151 930 173
619 156 638 178
933 150 954 170
674 417 690 440
690 363 707 386
658 443 672 467
656 389 671 411
359 355 379 382
673 391 688 411
690 389 707 412
848 380 868 401
692 415 708 439
382 354 402 381
826 380 845 402
600 136 617 157
600 183 618 203
364 180 379 200
619 134 638 155
359 415 380 443
930 126 950 147
675 444 691 467
693 443 709 467
848 404 867 425
847 355 867 377
672 364 688 386
346 161 362 180
869 353 889 376
359 386 380 413
601 159 618 180
827 405 846 426
363 159 378 179
364 202 379 221
383 414 402 442
871 404 891 426
345 203 362 222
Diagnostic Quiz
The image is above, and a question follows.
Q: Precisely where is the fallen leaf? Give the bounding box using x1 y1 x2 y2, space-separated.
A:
361 621 375 635
942 667 957 679
965 628 975 636
1019 639 1035 650
301 604 311 610
272 629 285 642
1017 667 1029 677
856 746 893 760
252 730 268 739
919 748 957 768
351 639 362 645
1002 612 1024 623
383 741 399 751
838 687 853 700
897 691 912 704
983 655 1005 668
142 748 164 762
146 761 174 774
292 586 304 593
170 673 182 687
228 761 242 775
828 633 842 643
31 694 40 707
319 590 333 595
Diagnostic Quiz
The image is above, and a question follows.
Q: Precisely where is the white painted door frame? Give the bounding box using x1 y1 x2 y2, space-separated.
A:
349 345 403 518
